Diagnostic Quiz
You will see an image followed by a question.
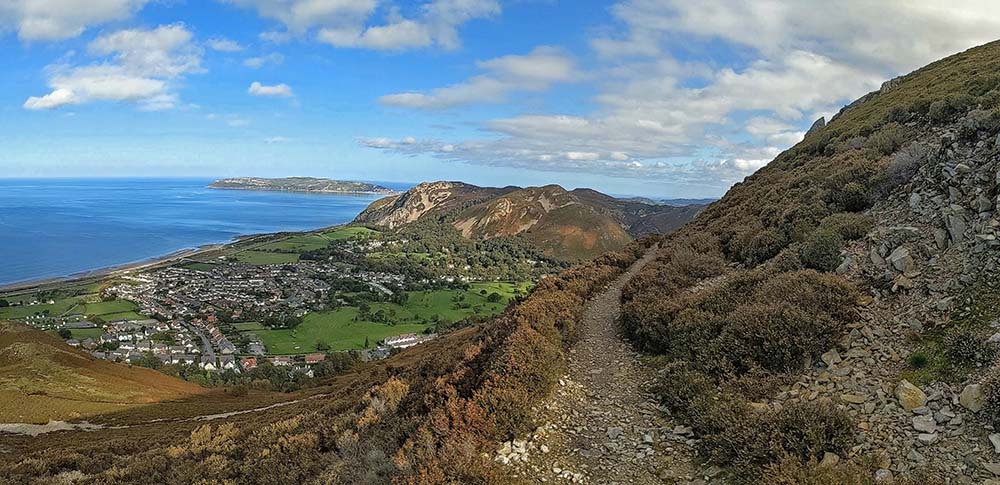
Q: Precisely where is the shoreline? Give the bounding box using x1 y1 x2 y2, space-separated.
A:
207 186 399 197
0 222 352 295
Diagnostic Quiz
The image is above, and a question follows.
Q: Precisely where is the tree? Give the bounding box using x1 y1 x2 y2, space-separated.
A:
0 299 9 308
57 329 72 339
364 336 370 348
316 341 331 352
487 292 504 303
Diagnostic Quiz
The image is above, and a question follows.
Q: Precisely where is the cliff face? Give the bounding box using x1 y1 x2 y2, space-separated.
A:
355 182 702 260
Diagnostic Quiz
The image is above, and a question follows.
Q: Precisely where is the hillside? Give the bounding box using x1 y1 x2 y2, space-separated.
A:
355 181 702 260
616 40 1000 482
0 322 204 424
208 177 396 194
8 35 1000 485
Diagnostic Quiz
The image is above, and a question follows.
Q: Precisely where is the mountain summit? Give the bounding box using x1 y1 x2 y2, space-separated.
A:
354 181 703 260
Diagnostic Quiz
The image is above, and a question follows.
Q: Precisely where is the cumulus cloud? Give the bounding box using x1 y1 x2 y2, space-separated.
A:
225 0 497 51
207 37 245 52
243 52 284 68
380 46 576 109
23 23 202 110
248 81 293 97
362 1 1000 191
0 0 148 41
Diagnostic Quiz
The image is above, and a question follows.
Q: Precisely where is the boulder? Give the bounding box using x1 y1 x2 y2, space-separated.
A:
896 380 927 411
960 384 985 412
991 433 1000 454
821 349 842 367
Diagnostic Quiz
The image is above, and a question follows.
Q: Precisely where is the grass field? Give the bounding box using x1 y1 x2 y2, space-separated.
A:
233 250 300 265
255 234 331 252
0 296 85 320
179 262 219 272
250 282 529 354
321 226 378 241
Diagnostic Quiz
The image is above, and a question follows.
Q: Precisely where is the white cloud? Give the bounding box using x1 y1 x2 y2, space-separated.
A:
363 1 1000 192
243 52 284 68
380 46 575 109
207 37 245 52
24 24 202 110
0 0 149 41
225 0 497 51
248 81 293 97
264 136 291 143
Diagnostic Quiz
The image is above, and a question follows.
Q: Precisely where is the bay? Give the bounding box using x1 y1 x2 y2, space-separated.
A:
0 178 408 286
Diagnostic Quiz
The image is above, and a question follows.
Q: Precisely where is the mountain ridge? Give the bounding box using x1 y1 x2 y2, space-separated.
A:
354 181 704 260
208 177 397 195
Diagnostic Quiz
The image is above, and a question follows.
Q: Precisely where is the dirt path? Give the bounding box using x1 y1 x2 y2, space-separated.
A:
496 247 705 484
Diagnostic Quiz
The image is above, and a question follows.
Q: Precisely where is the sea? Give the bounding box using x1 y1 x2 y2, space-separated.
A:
0 178 411 287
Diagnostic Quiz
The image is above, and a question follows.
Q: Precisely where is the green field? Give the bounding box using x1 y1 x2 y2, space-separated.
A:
321 226 378 241
0 296 85 320
0 293 145 323
233 250 300 265
231 321 266 331
256 234 331 252
249 282 529 354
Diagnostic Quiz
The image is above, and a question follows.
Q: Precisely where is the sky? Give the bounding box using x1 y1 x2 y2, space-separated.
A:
3 1 1000 197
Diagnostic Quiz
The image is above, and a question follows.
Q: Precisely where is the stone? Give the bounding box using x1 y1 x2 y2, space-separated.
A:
933 228 950 250
896 380 927 411
887 247 916 273
875 469 893 482
985 463 1000 476
990 433 1000 453
912 415 937 433
907 448 924 462
978 194 995 213
606 427 623 440
947 214 967 242
806 117 826 136
841 393 867 404
540 444 550 454
498 441 512 456
819 452 840 467
821 349 842 367
917 433 939 445
960 384 985 412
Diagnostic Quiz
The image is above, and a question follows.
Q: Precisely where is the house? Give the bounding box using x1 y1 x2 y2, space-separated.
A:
270 356 292 366
218 340 236 355
174 354 196 365
200 356 217 371
66 339 81 347
304 353 326 365
220 355 237 370
81 338 97 350
383 333 423 349
241 357 258 370
247 343 266 355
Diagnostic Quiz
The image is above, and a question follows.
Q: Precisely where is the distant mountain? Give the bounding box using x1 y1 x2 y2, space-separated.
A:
208 177 397 195
355 181 704 260
0 322 203 424
658 197 718 206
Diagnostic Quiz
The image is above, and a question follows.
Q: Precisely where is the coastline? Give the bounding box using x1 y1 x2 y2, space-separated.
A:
207 186 398 196
0 223 351 295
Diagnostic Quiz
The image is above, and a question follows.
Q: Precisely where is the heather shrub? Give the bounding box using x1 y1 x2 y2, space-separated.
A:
732 227 788 266
864 122 908 158
817 213 873 241
718 303 841 374
826 182 870 212
883 142 930 191
943 329 995 366
762 455 877 485
800 230 845 272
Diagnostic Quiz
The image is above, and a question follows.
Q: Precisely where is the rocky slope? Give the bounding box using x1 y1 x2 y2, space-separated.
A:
614 39 1000 483
355 181 703 260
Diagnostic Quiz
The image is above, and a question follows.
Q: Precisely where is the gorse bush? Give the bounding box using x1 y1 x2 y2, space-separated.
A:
981 366 1000 429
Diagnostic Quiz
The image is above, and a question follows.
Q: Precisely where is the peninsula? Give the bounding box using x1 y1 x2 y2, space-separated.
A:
208 177 397 195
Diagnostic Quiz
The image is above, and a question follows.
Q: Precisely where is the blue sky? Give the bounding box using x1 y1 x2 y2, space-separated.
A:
2 1 1000 197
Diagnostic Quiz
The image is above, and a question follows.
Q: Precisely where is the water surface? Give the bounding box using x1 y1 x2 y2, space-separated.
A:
0 178 407 286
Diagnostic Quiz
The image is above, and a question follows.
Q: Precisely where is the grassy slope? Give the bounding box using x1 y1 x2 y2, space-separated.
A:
0 322 204 424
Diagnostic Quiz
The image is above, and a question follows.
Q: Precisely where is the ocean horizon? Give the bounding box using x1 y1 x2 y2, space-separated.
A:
0 177 412 287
